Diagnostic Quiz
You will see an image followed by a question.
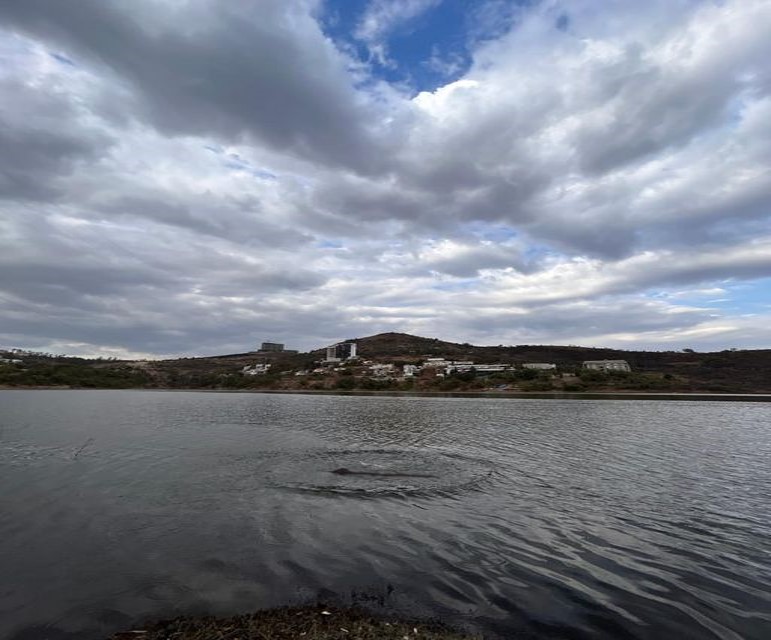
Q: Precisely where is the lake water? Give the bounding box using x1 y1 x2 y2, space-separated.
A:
1 390 770 640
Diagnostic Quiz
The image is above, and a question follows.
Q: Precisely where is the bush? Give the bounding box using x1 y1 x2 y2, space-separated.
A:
335 377 356 390
579 369 608 384
438 377 462 391
359 378 395 390
520 380 554 391
452 369 477 382
0 363 152 388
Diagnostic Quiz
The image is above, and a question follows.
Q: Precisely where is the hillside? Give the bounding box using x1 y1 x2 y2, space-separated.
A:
331 333 771 393
2 333 770 393
349 332 647 362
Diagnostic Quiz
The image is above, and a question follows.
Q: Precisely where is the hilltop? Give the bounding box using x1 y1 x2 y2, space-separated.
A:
350 332 667 363
2 333 770 393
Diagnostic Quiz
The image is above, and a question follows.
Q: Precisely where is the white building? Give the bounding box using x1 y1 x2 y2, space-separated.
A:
325 341 358 362
444 362 472 374
402 364 420 377
446 363 511 375
369 363 395 377
242 363 272 376
583 360 631 372
423 357 451 368
472 364 511 373
522 363 557 370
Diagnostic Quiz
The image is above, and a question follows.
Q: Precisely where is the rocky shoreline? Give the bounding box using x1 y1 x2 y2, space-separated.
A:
108 605 477 640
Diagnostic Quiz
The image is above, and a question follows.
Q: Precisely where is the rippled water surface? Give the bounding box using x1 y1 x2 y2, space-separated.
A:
1 390 770 639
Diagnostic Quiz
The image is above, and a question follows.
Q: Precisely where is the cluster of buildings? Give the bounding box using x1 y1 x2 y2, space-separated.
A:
242 339 632 378
370 357 630 379
242 363 272 376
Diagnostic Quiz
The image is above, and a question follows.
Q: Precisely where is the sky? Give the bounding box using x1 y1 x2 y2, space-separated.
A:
0 0 770 358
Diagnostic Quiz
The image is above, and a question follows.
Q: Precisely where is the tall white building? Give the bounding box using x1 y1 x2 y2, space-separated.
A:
325 341 358 362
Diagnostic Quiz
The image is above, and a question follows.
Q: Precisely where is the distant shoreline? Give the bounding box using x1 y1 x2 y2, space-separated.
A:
5 333 769 396
2 386 771 401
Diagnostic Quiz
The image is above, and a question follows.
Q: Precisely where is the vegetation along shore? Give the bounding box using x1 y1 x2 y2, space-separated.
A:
2 332 770 395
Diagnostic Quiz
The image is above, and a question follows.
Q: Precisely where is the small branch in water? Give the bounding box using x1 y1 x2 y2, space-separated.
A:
72 437 94 460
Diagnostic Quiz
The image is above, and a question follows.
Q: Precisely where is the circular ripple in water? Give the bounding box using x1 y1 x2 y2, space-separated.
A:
260 449 494 497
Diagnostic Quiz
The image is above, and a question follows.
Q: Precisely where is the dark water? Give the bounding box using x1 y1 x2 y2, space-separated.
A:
1 391 770 640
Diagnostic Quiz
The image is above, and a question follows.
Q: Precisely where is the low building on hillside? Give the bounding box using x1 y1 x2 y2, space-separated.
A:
242 363 272 375
369 363 395 377
445 362 511 375
472 364 511 374
444 362 474 374
402 364 420 377
423 357 451 368
522 362 557 370
583 360 631 372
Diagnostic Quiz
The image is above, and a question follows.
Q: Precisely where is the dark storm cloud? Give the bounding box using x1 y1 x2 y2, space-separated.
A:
0 263 173 304
96 192 312 247
0 281 375 356
0 257 324 308
0 211 326 349
0 77 112 201
0 0 395 173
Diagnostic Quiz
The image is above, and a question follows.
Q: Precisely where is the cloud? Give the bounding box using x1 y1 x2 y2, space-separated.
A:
0 0 400 173
0 66 113 201
355 0 442 65
422 45 464 74
411 239 530 277
0 0 769 357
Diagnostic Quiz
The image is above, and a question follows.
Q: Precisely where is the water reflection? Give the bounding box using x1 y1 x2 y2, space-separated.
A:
1 391 770 640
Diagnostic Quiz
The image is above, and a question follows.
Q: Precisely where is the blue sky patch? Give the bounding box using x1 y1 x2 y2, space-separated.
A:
320 0 524 92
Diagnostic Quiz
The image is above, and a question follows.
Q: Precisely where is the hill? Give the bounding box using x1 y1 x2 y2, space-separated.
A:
349 332 647 362
340 333 771 393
